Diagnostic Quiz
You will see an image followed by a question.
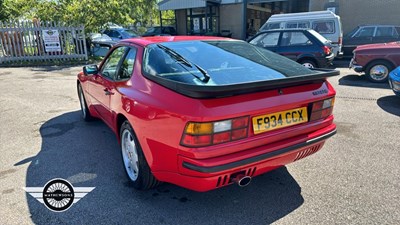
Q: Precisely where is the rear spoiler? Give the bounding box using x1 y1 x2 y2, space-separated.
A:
144 69 340 99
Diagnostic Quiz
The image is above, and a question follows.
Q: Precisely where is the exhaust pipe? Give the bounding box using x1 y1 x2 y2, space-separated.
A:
232 174 252 187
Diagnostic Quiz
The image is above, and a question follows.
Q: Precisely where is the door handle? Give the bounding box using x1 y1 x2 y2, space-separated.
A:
104 88 114 95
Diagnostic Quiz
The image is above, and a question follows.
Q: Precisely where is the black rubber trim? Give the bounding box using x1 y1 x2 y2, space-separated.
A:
182 129 337 173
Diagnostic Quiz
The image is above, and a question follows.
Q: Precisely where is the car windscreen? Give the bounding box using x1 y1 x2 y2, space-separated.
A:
142 40 317 86
346 27 359 37
121 30 138 37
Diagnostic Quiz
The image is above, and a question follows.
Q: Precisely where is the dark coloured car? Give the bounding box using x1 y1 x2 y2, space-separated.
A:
350 42 400 82
343 25 400 56
142 26 177 37
102 28 139 41
249 29 334 68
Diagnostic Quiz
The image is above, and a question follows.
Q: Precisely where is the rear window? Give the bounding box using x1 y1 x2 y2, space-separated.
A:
312 21 335 34
143 40 316 86
308 30 330 43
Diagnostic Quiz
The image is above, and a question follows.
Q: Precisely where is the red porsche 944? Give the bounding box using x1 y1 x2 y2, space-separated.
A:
77 36 338 192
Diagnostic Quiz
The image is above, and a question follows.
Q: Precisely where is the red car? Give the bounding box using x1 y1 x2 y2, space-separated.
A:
77 36 338 192
350 41 400 82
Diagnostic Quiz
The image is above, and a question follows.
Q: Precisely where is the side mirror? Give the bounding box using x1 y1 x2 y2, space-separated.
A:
118 35 123 39
83 65 98 76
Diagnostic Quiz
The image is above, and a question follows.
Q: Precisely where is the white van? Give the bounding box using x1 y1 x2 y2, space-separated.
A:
259 11 343 57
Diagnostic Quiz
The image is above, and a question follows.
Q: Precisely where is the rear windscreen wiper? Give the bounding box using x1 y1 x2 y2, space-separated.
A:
156 44 210 83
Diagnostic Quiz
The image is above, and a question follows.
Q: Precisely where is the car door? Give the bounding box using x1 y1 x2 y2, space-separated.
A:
277 31 315 62
87 46 127 126
373 26 398 44
249 31 280 53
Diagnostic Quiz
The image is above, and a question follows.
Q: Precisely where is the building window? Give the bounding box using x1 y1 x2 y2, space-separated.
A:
186 5 219 35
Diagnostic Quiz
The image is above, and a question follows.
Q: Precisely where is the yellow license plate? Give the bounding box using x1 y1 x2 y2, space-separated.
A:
252 107 308 134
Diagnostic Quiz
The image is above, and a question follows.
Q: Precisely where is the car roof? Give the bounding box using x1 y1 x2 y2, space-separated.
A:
358 24 399 27
119 36 233 47
257 28 312 34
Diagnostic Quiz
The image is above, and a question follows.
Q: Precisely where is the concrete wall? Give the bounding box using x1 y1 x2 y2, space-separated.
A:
220 3 244 39
175 9 187 35
309 0 400 34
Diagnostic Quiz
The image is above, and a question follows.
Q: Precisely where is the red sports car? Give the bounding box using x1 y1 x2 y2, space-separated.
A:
77 36 338 192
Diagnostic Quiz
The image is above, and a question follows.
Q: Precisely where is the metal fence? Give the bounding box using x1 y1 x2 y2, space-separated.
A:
0 21 87 64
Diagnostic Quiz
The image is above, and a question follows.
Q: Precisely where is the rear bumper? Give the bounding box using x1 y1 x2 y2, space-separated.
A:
317 54 335 68
183 129 336 173
154 123 336 192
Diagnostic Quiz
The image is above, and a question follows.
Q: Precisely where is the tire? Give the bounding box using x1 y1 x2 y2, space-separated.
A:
120 120 160 190
365 60 393 83
78 83 93 121
298 59 317 69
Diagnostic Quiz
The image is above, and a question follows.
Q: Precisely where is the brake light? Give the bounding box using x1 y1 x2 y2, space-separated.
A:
181 116 249 147
338 36 342 45
310 98 335 121
323 46 331 55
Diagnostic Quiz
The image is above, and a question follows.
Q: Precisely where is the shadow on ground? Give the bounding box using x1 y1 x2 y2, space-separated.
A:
16 111 303 224
332 59 351 69
377 95 400 117
339 74 391 89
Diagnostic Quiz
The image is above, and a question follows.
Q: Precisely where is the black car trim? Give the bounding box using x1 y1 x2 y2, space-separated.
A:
143 69 339 99
182 129 337 173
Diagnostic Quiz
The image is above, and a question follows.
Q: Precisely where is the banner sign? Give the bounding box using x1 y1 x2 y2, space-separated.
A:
42 30 61 52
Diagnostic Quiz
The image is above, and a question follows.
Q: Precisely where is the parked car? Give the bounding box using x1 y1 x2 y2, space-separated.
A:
142 26 177 36
77 36 338 192
389 66 400 96
350 41 400 82
249 29 334 68
343 25 400 56
259 11 343 57
89 33 117 57
102 28 139 41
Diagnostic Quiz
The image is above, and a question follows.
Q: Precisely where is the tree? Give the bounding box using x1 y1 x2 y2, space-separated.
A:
1 0 162 33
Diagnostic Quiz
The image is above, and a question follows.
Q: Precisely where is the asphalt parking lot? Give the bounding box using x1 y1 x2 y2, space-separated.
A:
0 61 399 225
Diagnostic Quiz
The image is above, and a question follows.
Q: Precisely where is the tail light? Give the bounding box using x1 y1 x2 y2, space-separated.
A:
323 46 331 55
310 98 335 122
338 36 343 45
181 116 249 147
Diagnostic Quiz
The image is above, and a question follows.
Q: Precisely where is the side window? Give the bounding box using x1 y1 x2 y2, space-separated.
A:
281 32 312 46
355 27 375 37
312 21 335 34
250 32 280 47
297 22 310 29
286 22 309 29
266 23 281 30
286 22 298 29
375 27 394 37
101 47 127 79
395 27 400 36
117 48 137 80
